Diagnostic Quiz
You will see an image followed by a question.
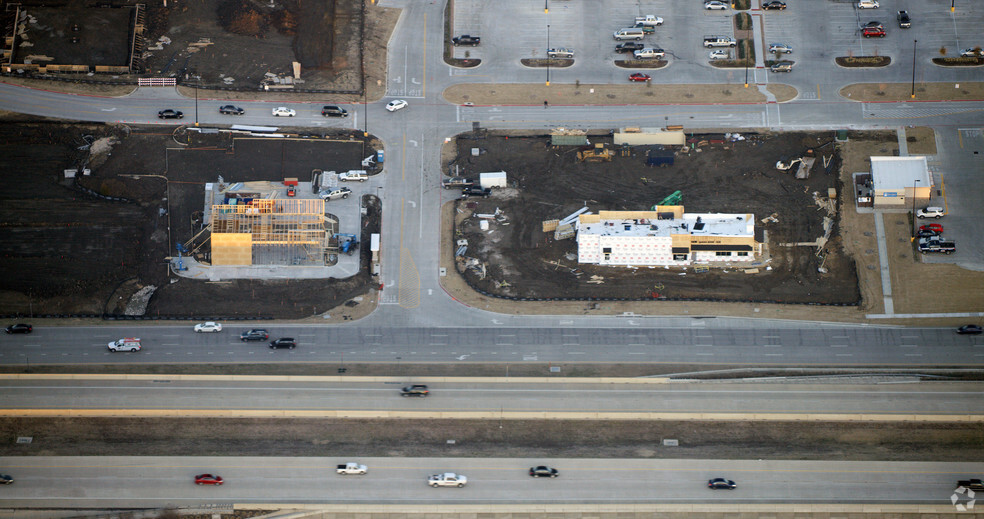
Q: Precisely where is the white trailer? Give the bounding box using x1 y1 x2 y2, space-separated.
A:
479 171 507 189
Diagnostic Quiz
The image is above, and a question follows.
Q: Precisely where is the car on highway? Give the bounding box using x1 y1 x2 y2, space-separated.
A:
158 109 183 119
269 338 297 349
959 48 982 58
708 478 737 489
708 50 729 60
769 43 793 54
628 73 652 82
386 99 408 112
857 0 879 8
401 384 430 397
240 329 269 341
862 26 886 38
615 42 645 54
272 106 296 117
956 325 983 335
194 321 222 333
704 1 728 10
429 472 466 487
4 323 32 334
529 466 559 478
763 1 786 10
194 474 224 485
0 474 12 485
336 462 368 475
321 105 348 117
916 206 944 219
219 105 245 115
108 337 141 352
320 187 352 200
633 48 665 59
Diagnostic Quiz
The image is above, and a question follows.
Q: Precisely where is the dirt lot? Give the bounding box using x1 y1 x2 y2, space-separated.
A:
0 122 377 318
2 417 979 462
446 131 859 305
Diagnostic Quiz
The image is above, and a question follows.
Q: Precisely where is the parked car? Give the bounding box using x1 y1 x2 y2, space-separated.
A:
401 384 430 397
615 42 645 54
708 50 729 60
441 177 475 189
321 105 348 117
769 43 793 54
770 61 793 72
897 10 911 28
461 186 491 198
916 206 944 219
194 474 224 485
529 466 559 478
269 338 297 349
862 26 886 38
857 0 879 8
194 321 222 333
956 325 983 335
547 48 575 59
763 1 786 10
916 228 941 238
386 99 408 112
4 323 32 334
704 1 728 10
708 478 737 489
0 474 12 485
158 109 183 119
864 21 884 29
320 187 352 200
918 237 955 254
272 107 296 117
338 170 368 182
633 48 665 59
959 48 983 58
629 73 652 82
219 105 244 115
919 224 943 234
240 329 269 342
451 35 481 46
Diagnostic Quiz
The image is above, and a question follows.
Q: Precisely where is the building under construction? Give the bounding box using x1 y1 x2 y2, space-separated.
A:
192 181 339 267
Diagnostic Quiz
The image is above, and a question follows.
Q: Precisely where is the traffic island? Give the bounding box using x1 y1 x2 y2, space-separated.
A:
835 56 892 67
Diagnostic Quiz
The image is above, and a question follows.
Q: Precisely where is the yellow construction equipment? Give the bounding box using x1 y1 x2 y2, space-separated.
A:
576 143 614 162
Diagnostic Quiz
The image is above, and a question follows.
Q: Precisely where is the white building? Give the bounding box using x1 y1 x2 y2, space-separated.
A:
576 207 758 266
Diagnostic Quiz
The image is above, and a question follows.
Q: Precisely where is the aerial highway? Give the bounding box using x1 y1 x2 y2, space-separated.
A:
0 456 977 508
0 377 982 419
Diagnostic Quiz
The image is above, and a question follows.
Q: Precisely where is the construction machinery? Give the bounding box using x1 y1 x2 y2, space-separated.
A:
333 233 359 255
651 190 682 210
776 149 816 179
576 143 614 162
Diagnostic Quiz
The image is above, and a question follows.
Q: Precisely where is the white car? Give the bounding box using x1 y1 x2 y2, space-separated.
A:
959 48 982 57
386 99 408 112
769 43 793 54
194 322 223 333
916 206 944 219
857 0 879 8
272 107 296 117
633 48 665 59
709 50 729 60
704 1 728 10
338 170 368 182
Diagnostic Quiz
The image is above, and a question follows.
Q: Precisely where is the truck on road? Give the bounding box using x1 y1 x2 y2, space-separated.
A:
336 463 368 475
429 473 467 487
957 479 984 491
108 338 141 352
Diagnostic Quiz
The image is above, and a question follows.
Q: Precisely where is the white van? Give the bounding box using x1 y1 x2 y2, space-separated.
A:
613 28 645 41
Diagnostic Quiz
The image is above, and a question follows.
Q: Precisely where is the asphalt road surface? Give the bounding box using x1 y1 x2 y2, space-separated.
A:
0 456 977 507
1 378 981 418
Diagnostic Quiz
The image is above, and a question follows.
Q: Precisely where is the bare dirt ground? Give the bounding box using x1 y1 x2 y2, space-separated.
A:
2 417 979 462
0 123 378 318
445 130 858 305
841 82 984 102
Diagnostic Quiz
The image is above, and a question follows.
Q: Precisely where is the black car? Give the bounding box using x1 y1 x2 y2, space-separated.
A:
708 478 737 489
451 35 481 46
529 466 559 478
957 325 983 335
219 105 245 115
400 384 429 397
916 229 941 238
615 42 645 53
461 186 491 199
763 1 786 10
240 329 269 341
0 474 12 485
321 105 349 117
4 323 32 334
269 337 297 349
158 109 184 119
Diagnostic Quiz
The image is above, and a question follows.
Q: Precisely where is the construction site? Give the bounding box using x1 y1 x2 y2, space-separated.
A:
447 129 860 305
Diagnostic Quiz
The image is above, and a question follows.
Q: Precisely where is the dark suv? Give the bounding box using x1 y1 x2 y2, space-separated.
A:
461 186 491 199
615 42 644 53
4 323 32 334
269 338 297 349
219 105 245 115
400 385 429 397
321 105 349 117
240 329 269 342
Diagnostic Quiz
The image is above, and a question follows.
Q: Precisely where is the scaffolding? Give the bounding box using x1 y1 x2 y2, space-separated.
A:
209 198 338 266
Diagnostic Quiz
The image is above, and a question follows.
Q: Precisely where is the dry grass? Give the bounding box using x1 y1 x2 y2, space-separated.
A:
840 82 984 102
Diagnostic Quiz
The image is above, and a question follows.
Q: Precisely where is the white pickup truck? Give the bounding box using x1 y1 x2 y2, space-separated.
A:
428 472 467 487
635 15 663 26
336 462 367 475
338 170 368 182
108 338 141 352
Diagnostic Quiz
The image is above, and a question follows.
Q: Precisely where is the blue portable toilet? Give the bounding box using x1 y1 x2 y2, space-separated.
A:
377 150 384 164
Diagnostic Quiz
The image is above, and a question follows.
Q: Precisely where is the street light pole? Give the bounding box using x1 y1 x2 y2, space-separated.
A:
910 39 917 99
546 24 551 86
194 76 199 127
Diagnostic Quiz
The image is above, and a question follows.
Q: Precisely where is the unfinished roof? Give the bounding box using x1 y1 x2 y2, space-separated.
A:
870 156 932 190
